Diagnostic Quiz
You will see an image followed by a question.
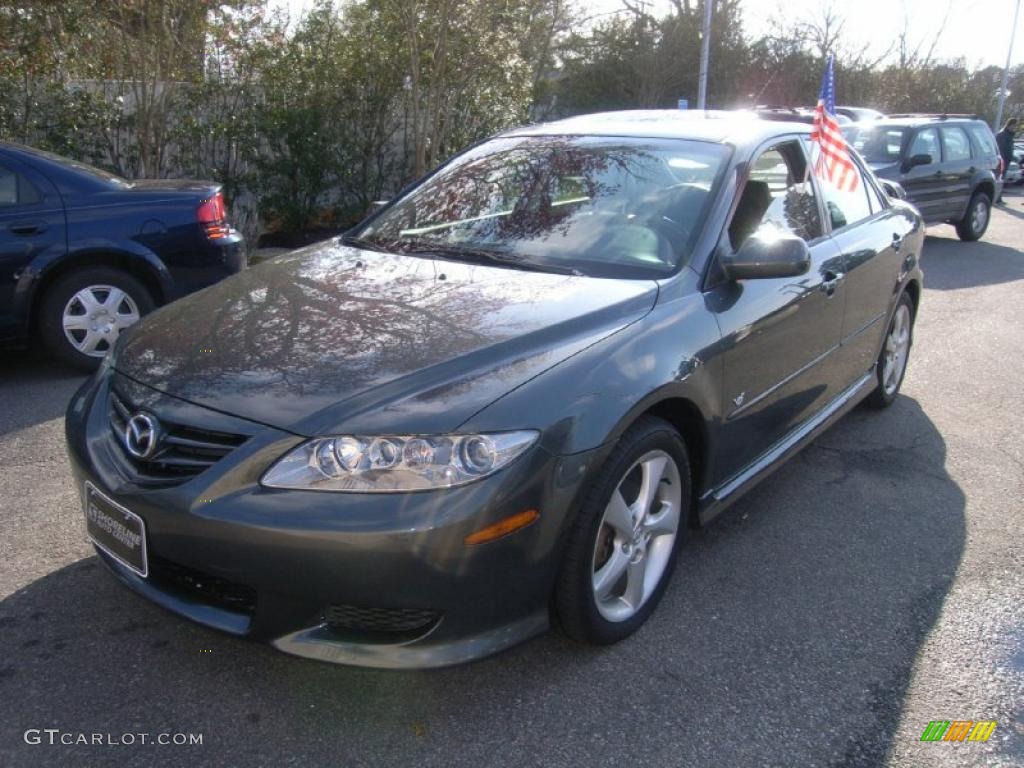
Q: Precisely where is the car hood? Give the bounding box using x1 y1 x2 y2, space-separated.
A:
114 240 658 435
867 161 900 178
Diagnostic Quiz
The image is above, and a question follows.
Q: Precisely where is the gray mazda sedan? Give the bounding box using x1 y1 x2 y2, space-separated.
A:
65 111 923 668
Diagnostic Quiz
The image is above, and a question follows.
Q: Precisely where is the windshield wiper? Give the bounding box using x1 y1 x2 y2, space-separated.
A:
339 234 392 253
392 240 584 276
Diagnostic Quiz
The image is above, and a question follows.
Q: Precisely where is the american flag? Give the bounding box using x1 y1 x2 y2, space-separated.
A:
810 54 859 192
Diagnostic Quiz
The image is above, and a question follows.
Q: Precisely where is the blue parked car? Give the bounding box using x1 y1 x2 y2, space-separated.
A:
0 144 245 369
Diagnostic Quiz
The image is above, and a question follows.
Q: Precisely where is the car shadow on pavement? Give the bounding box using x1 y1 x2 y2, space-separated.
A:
0 396 964 768
922 235 1024 291
0 351 86 437
992 203 1024 223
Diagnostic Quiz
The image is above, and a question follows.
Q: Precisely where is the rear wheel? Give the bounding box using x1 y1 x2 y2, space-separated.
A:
865 292 914 409
556 416 691 644
38 267 154 371
955 189 991 241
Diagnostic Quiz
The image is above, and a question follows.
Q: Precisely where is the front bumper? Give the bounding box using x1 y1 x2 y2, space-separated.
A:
65 369 594 668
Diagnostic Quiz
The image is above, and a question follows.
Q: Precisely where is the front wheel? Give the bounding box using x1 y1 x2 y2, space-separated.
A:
865 292 914 409
955 190 991 241
38 267 154 371
555 416 691 644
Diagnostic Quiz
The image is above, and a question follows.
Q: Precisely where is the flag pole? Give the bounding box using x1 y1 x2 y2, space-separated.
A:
697 0 714 109
993 0 1021 131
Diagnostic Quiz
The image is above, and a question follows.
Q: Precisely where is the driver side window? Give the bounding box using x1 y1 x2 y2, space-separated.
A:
728 142 822 251
909 128 940 161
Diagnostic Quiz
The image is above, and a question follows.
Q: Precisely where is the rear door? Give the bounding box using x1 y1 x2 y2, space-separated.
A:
966 122 1002 192
900 126 946 221
0 155 65 341
705 138 846 485
938 125 975 221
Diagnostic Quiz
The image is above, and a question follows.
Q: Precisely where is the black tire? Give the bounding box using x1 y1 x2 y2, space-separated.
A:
955 189 991 241
864 291 915 409
38 267 154 371
555 415 691 645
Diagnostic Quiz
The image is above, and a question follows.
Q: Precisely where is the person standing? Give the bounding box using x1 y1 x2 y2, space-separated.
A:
995 117 1018 204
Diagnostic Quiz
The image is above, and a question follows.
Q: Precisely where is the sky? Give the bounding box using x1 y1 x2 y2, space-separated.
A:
275 0 1023 70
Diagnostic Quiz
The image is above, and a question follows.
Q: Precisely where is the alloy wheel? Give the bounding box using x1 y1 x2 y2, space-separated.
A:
882 304 911 396
971 199 988 235
591 449 682 622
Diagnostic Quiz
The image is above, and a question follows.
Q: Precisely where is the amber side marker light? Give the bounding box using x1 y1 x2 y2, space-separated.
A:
464 509 540 545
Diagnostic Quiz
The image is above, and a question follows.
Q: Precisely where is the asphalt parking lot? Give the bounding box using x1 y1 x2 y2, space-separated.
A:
2 196 1023 768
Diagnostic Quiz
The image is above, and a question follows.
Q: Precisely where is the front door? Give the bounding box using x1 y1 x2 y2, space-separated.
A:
0 155 65 341
900 127 947 223
705 139 847 486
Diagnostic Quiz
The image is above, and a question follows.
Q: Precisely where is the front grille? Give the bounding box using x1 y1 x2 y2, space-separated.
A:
108 388 246 485
323 604 441 637
149 555 257 615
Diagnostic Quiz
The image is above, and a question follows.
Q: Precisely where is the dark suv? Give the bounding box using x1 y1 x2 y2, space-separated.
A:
850 115 1001 241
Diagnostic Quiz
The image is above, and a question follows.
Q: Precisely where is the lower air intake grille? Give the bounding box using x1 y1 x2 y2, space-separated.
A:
149 556 257 615
323 604 441 636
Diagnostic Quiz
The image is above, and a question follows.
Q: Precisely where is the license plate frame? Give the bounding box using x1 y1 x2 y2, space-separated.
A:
84 481 148 578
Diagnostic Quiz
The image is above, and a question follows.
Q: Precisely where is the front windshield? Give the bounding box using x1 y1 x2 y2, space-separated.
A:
852 126 908 164
355 136 730 279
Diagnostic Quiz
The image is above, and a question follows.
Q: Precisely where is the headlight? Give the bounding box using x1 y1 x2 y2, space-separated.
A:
261 431 539 492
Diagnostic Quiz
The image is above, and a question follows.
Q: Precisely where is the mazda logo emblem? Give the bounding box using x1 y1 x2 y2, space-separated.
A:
124 413 159 459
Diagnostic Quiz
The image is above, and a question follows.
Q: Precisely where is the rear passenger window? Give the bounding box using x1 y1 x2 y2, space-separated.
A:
909 128 940 161
819 171 872 229
0 164 17 206
863 174 887 213
802 135 873 231
967 125 997 157
0 162 40 207
941 127 972 161
729 142 822 249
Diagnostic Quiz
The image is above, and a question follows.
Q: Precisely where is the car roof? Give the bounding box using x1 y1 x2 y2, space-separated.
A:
0 141 75 167
0 141 127 187
868 116 987 128
503 110 811 146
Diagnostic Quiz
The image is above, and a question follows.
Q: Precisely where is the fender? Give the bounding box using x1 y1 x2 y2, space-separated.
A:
458 289 722 562
460 269 725 516
953 172 998 221
873 273 923 365
16 241 175 321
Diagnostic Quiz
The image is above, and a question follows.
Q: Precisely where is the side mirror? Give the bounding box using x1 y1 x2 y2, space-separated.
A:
722 231 811 281
902 153 932 172
880 179 906 200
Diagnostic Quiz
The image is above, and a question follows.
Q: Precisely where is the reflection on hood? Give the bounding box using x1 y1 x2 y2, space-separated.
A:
115 240 658 434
